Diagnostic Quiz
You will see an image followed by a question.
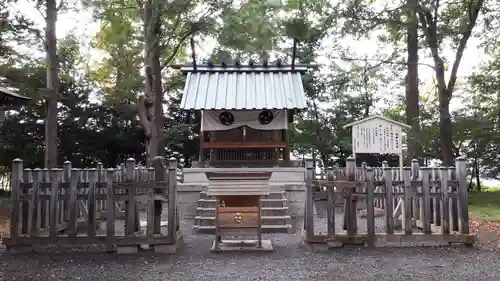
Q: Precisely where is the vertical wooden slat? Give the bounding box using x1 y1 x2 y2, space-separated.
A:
402 167 412 235
455 157 469 234
97 162 104 213
87 168 97 237
146 169 155 238
345 157 357 235
29 169 39 237
80 169 89 219
125 158 136 236
20 167 29 235
383 167 394 234
326 167 335 236
305 158 314 238
106 168 116 252
62 161 71 222
439 167 450 234
152 157 165 234
9 159 22 240
448 166 458 232
33 168 42 231
68 168 79 238
20 169 31 235
360 162 367 210
421 167 432 234
41 168 50 229
432 168 441 226
167 158 178 242
49 168 61 237
366 167 376 247
410 159 420 220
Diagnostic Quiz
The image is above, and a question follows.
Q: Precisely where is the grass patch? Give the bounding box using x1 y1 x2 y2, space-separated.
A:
469 190 500 221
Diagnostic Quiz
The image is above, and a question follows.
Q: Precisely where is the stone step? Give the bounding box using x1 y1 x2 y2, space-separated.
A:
196 206 288 217
194 215 291 226
192 224 291 234
197 198 287 208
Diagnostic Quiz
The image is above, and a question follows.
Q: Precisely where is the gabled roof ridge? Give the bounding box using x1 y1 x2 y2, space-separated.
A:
342 115 410 129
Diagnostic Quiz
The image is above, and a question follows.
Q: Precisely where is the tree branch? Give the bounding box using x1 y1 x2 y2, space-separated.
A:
416 6 447 93
330 55 435 70
160 30 194 69
446 0 485 98
56 0 64 12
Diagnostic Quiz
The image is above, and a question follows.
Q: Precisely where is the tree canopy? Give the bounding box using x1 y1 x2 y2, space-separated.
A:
1 0 500 188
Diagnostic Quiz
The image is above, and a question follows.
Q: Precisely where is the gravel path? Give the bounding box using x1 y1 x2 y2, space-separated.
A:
2 218 500 281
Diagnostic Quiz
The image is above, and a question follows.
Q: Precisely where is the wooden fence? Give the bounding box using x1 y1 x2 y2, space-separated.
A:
303 157 475 247
3 156 180 253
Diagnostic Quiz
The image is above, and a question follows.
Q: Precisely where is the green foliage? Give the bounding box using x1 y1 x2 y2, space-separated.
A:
0 0 499 181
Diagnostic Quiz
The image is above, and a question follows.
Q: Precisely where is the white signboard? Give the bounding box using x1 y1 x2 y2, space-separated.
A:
343 115 409 155
352 118 402 154
343 115 409 221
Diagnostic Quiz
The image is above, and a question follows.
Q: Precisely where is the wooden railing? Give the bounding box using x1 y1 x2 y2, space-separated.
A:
303 157 474 247
3 157 180 253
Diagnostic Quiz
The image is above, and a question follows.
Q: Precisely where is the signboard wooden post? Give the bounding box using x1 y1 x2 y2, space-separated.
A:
343 115 410 219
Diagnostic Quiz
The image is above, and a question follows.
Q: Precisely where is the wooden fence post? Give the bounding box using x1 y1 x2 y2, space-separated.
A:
9 159 23 241
402 167 413 234
383 166 394 234
68 168 79 238
326 166 335 237
304 158 314 238
105 168 116 252
448 166 459 232
342 157 356 234
455 156 469 235
124 158 137 236
410 159 420 220
365 167 375 247
87 168 97 237
21 168 31 235
152 156 165 234
49 168 61 237
62 161 71 222
439 167 450 234
420 167 432 234
167 158 177 242
96 162 104 213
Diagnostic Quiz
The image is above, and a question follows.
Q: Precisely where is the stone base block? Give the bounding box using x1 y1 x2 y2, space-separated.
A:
211 239 274 252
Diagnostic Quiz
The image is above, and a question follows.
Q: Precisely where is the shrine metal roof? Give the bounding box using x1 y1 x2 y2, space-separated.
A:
0 87 31 107
178 64 310 110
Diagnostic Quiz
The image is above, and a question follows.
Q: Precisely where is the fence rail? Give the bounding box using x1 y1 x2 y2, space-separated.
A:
3 156 180 253
303 157 475 247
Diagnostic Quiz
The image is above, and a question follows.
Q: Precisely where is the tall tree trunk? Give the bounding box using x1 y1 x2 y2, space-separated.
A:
417 0 484 166
405 0 421 163
474 158 481 191
139 0 164 166
439 88 454 165
44 0 58 168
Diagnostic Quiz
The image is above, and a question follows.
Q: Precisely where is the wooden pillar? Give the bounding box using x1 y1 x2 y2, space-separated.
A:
283 129 290 161
199 131 205 163
209 132 216 162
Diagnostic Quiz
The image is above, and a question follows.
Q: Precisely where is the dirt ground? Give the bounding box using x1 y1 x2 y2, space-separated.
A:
469 219 500 250
1 221 500 281
0 208 8 246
